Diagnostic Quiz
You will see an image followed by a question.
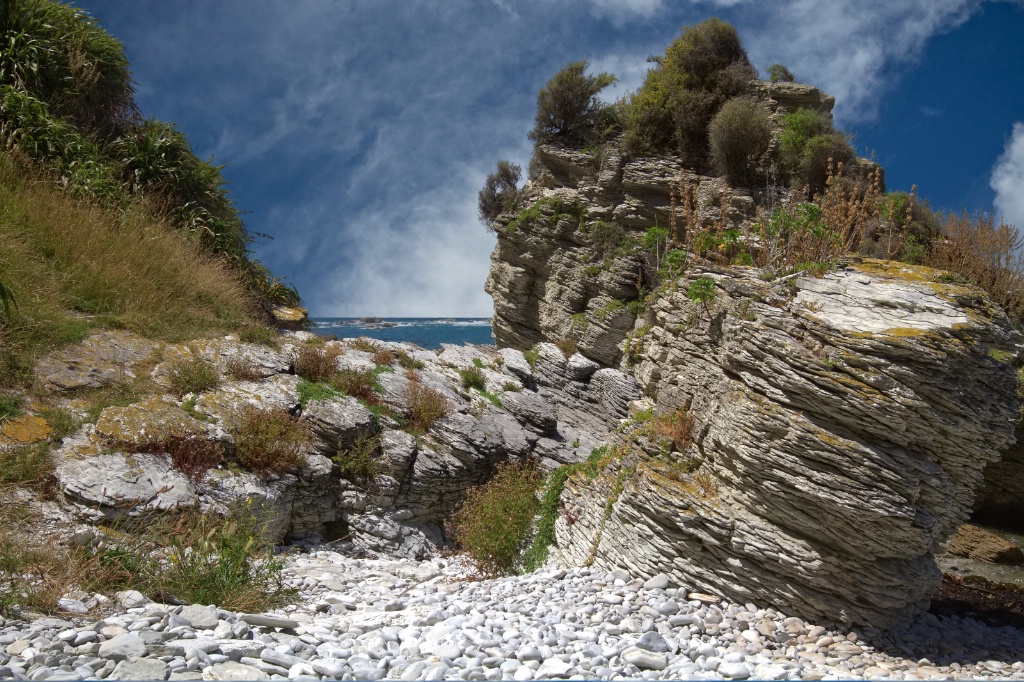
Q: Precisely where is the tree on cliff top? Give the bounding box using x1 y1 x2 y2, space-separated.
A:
620 17 756 162
528 60 617 147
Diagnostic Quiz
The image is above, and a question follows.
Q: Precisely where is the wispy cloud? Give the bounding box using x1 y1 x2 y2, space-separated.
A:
83 0 1003 316
991 122 1024 229
734 0 980 123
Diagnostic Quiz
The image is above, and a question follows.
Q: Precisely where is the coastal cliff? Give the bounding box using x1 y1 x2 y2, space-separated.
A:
484 93 1023 627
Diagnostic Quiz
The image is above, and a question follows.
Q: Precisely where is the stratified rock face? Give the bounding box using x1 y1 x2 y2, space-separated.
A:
554 261 1021 628
485 140 767 368
44 333 636 555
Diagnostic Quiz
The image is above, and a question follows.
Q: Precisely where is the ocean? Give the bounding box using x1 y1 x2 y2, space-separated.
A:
309 318 494 350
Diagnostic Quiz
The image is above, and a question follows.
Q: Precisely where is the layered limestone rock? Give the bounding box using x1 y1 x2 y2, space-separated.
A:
553 261 1021 628
486 136 789 367
41 332 639 555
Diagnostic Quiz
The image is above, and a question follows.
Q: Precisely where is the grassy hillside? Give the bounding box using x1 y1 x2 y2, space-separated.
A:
0 153 271 386
0 0 296 387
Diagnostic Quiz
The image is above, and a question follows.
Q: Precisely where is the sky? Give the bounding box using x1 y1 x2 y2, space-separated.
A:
73 0 1024 317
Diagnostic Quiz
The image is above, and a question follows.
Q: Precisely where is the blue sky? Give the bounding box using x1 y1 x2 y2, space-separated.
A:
74 0 1024 317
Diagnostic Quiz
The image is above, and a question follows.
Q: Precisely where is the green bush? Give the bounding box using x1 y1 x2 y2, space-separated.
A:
334 433 380 480
621 18 755 160
478 161 522 233
767 63 795 83
777 109 854 194
528 61 616 147
708 96 772 183
0 0 136 140
0 1 300 310
460 366 486 391
450 459 540 576
231 405 311 475
686 277 717 311
168 356 220 397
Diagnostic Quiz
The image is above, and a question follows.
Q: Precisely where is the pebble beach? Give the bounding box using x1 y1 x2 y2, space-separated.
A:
2 546 1022 681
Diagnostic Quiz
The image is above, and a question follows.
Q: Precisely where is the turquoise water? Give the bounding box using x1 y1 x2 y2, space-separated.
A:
310 318 494 350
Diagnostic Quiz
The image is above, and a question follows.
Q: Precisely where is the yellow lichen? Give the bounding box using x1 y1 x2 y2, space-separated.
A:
0 414 51 446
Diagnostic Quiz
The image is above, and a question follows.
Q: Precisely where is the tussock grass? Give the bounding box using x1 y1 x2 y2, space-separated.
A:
167 356 220 397
0 154 261 388
231 405 311 476
405 373 450 434
293 346 340 383
0 501 286 616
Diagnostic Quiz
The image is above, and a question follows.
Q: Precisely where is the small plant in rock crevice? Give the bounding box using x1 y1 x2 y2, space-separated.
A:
167 355 220 397
449 459 541 577
686 277 716 315
230 405 311 476
405 372 450 434
334 432 381 480
460 366 486 391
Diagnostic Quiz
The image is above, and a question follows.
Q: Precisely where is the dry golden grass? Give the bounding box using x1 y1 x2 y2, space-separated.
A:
925 211 1024 321
0 154 261 387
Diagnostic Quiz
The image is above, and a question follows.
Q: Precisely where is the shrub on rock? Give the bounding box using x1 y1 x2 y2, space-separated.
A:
450 459 540 576
708 96 772 184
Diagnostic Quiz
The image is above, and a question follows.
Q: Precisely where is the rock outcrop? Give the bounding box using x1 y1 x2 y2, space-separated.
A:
39 331 641 557
548 262 1020 628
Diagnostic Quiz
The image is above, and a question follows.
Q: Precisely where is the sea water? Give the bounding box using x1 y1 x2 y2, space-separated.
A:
309 318 494 350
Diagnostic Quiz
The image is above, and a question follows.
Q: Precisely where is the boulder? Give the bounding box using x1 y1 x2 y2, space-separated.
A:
946 524 1024 564
271 305 308 331
555 263 1021 628
35 331 161 391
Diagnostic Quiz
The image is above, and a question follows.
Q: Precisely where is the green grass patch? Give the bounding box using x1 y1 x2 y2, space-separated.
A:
296 379 344 408
168 356 220 397
460 366 486 391
521 466 571 572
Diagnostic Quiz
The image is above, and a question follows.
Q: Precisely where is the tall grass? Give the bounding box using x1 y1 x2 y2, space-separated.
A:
0 154 260 387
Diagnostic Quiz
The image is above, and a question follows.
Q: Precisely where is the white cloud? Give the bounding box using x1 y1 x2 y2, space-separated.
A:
735 0 981 123
586 0 663 23
991 122 1024 230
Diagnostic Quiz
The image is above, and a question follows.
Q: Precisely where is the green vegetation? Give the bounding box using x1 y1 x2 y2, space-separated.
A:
686 277 717 312
777 108 854 194
334 433 380 480
0 0 304 389
523 347 540 369
0 0 300 389
0 394 24 421
708 96 772 184
449 459 540 576
230 405 312 476
167 355 220 397
620 18 755 162
528 60 617 147
478 161 522 233
296 379 344 408
521 466 571 572
460 366 486 391
767 63 796 83
396 349 425 370
0 442 52 486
